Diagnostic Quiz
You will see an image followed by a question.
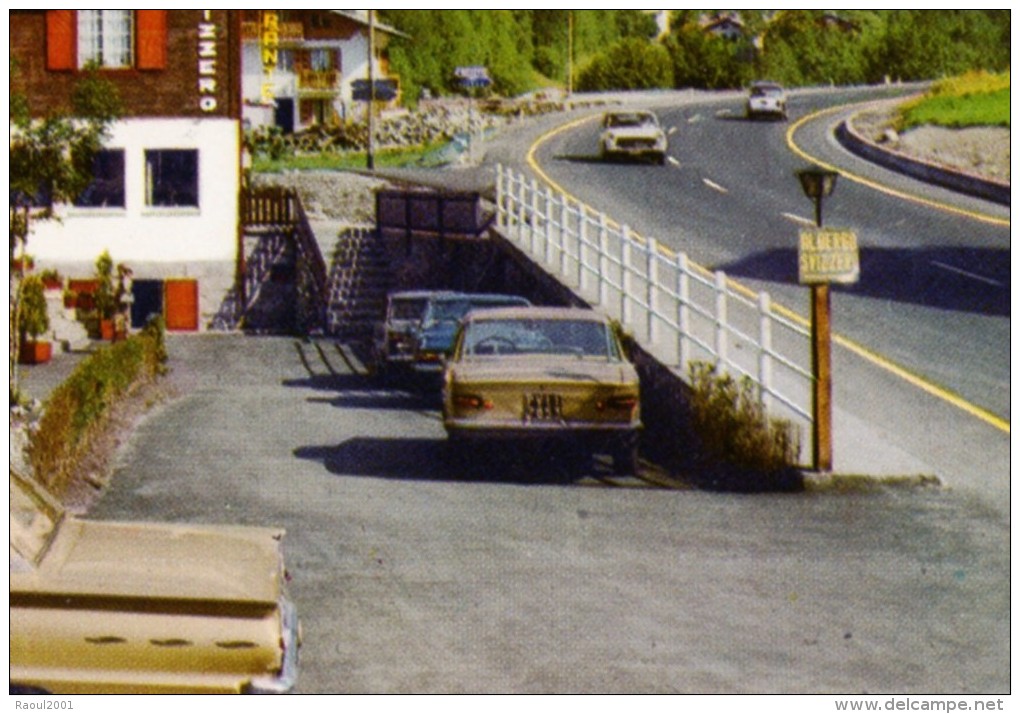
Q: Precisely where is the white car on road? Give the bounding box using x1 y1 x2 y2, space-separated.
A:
598 110 668 165
746 81 788 120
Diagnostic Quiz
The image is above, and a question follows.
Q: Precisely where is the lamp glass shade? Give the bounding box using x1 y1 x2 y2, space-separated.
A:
796 168 838 199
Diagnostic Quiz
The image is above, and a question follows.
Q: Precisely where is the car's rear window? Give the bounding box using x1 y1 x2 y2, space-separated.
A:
390 298 429 321
463 318 618 358
428 297 529 324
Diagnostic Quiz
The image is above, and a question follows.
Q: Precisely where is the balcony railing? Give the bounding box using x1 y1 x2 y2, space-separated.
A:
298 69 340 93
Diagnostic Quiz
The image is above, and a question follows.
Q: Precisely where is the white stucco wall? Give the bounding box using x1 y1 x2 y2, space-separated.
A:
27 117 240 264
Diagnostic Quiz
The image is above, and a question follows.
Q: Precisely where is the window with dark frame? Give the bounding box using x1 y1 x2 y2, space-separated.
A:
73 150 126 208
145 150 199 208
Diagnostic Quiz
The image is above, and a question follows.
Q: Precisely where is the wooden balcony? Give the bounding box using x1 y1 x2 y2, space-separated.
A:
297 69 340 94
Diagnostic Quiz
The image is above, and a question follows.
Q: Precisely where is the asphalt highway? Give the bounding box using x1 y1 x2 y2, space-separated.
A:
527 88 1009 423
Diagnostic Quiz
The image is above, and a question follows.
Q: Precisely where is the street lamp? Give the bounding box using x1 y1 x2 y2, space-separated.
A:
796 168 838 227
796 167 839 472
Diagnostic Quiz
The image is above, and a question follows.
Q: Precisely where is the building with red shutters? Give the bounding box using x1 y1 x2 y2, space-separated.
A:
10 10 244 330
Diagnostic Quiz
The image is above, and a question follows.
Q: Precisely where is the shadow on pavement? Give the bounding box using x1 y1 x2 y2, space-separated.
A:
294 437 594 485
716 246 1010 316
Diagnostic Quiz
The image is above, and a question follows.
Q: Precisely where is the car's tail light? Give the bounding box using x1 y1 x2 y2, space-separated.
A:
597 395 638 412
454 394 493 410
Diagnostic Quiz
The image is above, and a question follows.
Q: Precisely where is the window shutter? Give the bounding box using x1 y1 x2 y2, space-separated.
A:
136 10 167 69
46 10 75 71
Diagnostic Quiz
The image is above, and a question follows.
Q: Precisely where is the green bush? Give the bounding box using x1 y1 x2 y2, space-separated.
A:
18 274 49 341
27 317 168 497
577 38 673 91
688 361 801 489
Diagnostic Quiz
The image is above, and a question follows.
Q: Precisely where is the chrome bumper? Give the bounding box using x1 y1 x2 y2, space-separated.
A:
247 598 300 694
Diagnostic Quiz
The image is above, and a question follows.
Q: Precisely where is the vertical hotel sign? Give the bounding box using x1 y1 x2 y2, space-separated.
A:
197 11 219 112
261 10 278 103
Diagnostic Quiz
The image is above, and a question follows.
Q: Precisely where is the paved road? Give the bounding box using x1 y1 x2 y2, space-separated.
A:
88 334 1009 693
529 90 1009 419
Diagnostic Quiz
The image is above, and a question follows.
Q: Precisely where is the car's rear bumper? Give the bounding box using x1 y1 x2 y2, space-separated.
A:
246 598 300 694
445 420 640 440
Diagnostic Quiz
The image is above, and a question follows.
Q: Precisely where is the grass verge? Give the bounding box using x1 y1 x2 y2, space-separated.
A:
254 139 454 173
899 70 1010 129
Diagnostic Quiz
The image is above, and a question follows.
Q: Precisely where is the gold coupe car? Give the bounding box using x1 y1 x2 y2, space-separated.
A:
442 306 642 475
10 469 300 694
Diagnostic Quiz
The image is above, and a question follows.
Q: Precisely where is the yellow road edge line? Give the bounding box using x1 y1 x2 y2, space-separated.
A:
523 106 1010 435
831 333 1010 434
786 104 1011 228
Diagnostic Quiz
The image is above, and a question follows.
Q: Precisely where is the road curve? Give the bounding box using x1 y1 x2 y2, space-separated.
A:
521 86 1008 499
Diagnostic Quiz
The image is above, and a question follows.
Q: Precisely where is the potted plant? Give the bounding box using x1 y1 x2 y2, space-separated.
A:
93 250 116 340
11 253 35 275
40 268 63 292
18 274 52 365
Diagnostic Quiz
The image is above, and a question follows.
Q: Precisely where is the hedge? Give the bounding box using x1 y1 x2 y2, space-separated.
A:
27 317 168 498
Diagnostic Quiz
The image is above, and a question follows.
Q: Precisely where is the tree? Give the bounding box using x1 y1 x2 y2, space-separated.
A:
666 21 752 89
577 38 673 92
9 63 120 401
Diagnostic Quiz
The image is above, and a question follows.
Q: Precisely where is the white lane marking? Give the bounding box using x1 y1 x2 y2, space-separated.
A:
668 126 679 135
781 212 816 227
714 109 730 118
667 156 681 167
931 260 1003 287
702 178 729 194
687 114 702 123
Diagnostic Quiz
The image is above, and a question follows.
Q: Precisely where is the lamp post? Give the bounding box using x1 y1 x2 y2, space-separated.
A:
796 167 838 472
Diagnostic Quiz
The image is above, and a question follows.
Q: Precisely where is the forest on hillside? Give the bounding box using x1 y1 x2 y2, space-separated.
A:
379 10 1011 100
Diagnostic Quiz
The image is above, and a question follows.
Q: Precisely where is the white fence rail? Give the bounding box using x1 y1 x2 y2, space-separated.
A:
495 164 814 432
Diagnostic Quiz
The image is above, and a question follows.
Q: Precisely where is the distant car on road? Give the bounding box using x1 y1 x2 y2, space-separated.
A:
9 469 300 694
598 110 668 165
442 306 642 475
411 293 532 377
746 81 788 120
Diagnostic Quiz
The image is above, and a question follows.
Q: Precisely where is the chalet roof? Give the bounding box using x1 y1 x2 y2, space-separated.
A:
329 10 410 39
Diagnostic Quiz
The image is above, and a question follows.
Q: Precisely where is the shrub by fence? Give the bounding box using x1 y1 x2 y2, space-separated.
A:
27 318 168 498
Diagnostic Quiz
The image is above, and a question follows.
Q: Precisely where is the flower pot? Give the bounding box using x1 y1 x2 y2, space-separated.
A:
99 318 115 341
68 279 99 309
12 256 35 274
18 340 52 365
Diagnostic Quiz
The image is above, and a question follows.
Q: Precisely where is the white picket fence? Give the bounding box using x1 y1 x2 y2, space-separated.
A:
495 164 814 433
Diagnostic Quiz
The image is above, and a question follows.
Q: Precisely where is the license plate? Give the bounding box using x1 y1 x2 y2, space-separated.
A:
523 393 563 421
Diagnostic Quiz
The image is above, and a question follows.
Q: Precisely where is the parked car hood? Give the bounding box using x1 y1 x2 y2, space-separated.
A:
12 517 286 609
